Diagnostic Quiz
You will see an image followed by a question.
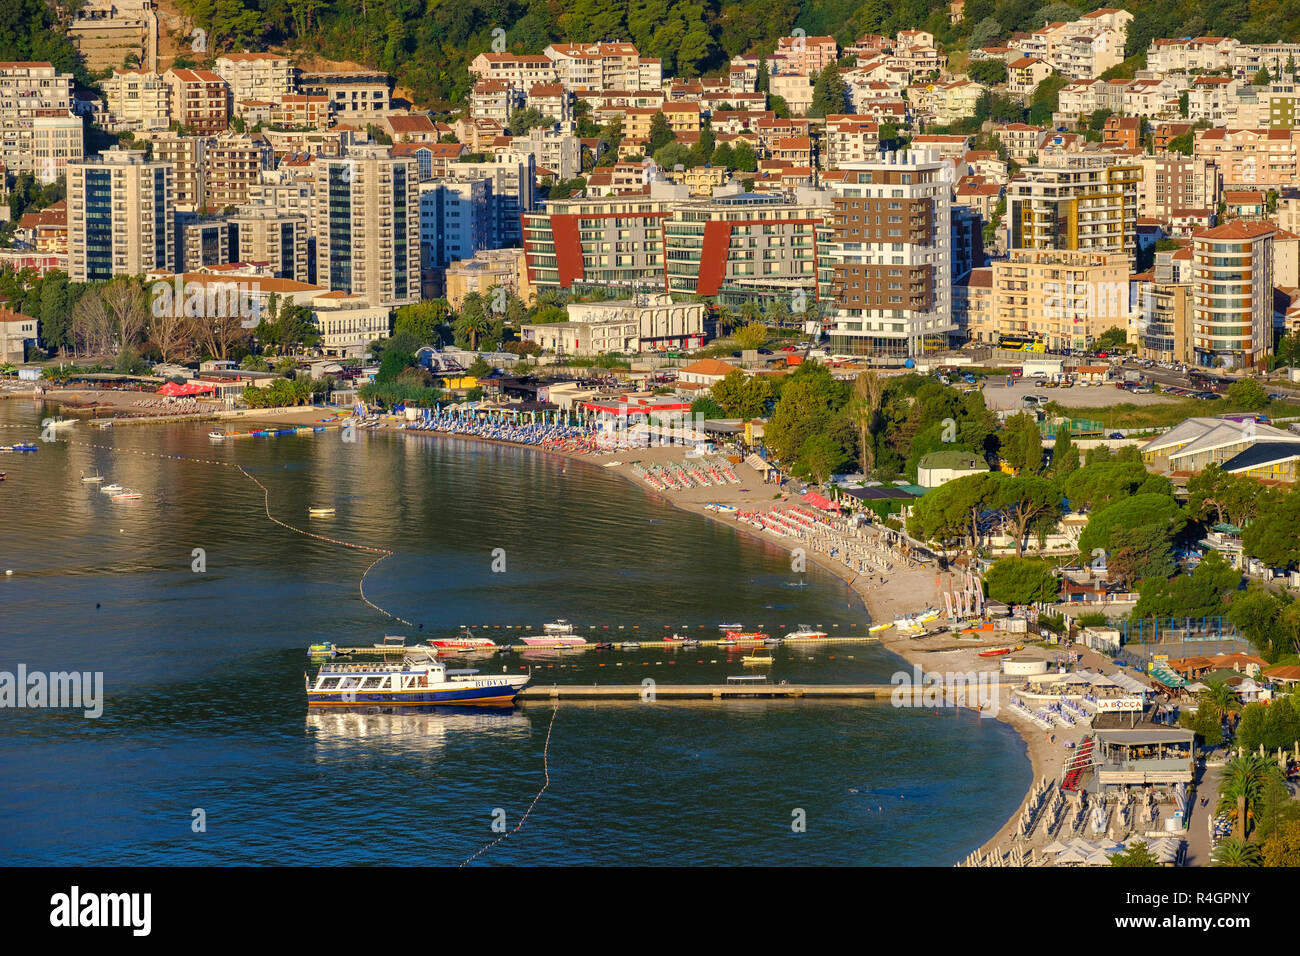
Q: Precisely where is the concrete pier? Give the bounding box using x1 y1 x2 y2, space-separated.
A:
517 683 896 700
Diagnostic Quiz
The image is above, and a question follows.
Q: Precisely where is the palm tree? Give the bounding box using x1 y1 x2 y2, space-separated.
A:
1218 753 1277 839
1211 837 1262 867
849 370 883 475
1199 680 1239 721
738 300 762 326
715 306 736 336
455 308 491 351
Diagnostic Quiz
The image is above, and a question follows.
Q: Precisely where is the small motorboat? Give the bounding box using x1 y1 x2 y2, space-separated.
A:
0 446 12 453
100 483 124 494
13 443 38 452
717 622 742 631
81 473 105 483
208 431 226 440
621 641 641 650
742 652 774 664
0 472 6 480
594 642 614 650
372 635 406 650
427 627 498 651
307 643 339 659
978 647 1013 658
111 489 143 500
308 506 336 516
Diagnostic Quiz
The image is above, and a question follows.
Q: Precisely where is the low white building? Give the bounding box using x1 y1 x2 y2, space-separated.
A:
917 450 987 488
311 291 391 358
523 293 706 356
1 307 38 363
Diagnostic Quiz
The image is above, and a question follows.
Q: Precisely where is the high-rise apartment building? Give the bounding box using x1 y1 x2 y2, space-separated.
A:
1192 220 1276 369
819 151 953 357
1007 157 1141 262
203 132 273 211
313 145 420 308
147 132 205 212
67 148 174 281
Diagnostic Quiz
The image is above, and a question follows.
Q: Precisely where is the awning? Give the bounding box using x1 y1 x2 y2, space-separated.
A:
157 381 215 396
802 491 838 511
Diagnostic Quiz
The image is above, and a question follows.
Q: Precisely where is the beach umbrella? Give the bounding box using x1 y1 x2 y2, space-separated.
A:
1041 840 1067 855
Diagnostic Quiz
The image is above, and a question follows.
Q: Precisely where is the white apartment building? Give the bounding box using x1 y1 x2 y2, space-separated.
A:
102 68 170 132
0 62 75 177
67 147 174 281
213 53 294 111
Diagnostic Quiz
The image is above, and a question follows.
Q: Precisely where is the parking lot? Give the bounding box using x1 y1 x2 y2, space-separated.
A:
980 376 1179 411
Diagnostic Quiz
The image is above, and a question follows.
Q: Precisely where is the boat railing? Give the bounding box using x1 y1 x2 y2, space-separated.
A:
317 660 436 674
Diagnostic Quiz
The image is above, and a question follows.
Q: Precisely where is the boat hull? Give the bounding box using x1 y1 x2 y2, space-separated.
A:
308 680 527 707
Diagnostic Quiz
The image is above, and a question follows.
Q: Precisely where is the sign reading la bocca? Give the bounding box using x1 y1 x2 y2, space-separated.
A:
1094 697 1145 713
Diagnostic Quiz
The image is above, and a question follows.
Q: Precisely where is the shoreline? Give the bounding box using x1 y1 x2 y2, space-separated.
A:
384 422 1056 862
30 395 1055 863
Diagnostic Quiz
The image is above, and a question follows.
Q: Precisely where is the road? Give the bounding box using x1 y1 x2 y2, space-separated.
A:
1183 761 1223 866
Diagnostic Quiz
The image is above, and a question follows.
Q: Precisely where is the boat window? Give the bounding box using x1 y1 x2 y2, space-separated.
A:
362 677 384 689
318 678 341 689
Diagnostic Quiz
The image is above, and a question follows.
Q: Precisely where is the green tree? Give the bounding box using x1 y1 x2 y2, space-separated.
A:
1243 488 1300 569
984 557 1059 605
1052 427 1078 477
1132 549 1240 620
1211 838 1262 867
1109 841 1159 867
648 112 675 153
967 59 1007 85
763 363 850 465
690 395 724 419
734 321 768 350
797 432 849 483
997 475 1060 558
1227 378 1267 410
999 411 1043 474
454 294 491 351
808 63 849 118
1263 818 1300 866
907 471 1001 550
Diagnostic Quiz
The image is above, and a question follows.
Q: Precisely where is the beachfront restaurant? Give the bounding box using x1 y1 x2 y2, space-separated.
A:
1092 729 1196 790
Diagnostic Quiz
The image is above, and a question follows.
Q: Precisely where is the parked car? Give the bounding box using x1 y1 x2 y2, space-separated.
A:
1108 432 1124 439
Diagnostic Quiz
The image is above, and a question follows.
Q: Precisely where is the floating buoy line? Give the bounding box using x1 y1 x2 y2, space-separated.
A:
460 701 558 867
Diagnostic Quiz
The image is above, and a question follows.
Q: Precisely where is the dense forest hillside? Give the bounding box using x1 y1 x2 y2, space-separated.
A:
11 0 1300 108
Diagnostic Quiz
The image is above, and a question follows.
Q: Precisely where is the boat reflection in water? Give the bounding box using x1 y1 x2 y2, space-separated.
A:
305 707 531 755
